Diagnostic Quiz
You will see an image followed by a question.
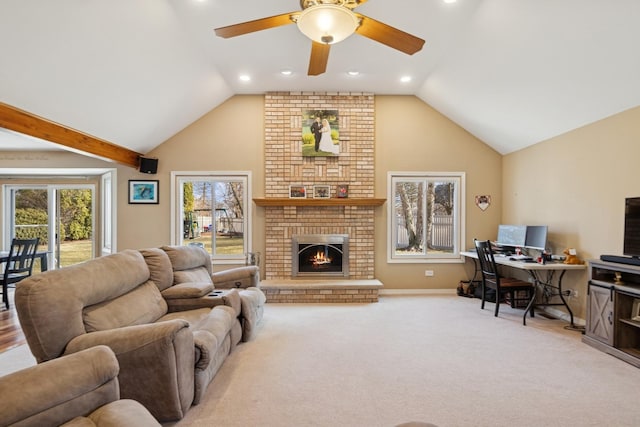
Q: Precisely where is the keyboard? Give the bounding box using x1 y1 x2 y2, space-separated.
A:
509 255 533 261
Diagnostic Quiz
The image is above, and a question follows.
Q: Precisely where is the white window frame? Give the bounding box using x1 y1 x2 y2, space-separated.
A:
3 183 97 268
171 171 252 264
387 172 465 263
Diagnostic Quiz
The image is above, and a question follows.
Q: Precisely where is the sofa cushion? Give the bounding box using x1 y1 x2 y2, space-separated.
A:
83 281 168 333
61 417 96 426
139 248 174 291
173 267 213 286
161 282 214 299
162 245 212 276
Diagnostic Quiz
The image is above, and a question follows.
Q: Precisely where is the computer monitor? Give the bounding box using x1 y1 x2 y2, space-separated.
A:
524 225 548 250
496 224 527 248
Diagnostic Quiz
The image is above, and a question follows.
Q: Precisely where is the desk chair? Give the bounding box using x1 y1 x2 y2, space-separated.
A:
474 239 535 325
1 237 39 310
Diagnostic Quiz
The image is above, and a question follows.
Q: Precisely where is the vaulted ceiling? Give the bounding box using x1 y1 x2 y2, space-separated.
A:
1 0 639 159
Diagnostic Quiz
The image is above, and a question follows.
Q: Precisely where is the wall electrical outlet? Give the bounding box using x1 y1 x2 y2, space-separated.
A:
425 270 434 277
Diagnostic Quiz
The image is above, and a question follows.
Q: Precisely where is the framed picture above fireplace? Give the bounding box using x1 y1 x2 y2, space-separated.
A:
289 185 307 199
301 109 339 157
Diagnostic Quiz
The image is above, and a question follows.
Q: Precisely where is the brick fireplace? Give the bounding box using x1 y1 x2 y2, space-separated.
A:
263 92 377 280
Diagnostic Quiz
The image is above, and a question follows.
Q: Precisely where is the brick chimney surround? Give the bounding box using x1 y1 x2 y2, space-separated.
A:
259 92 383 302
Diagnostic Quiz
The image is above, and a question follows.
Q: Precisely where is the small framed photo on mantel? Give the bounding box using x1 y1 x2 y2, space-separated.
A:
313 185 331 199
289 185 307 199
336 184 349 198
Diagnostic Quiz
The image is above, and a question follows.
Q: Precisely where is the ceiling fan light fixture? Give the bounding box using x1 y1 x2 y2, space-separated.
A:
296 4 360 44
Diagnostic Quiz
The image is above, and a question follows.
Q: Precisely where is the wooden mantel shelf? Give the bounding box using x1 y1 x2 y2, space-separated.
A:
253 198 386 207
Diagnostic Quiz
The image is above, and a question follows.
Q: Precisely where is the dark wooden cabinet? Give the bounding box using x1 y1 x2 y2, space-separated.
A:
583 260 640 368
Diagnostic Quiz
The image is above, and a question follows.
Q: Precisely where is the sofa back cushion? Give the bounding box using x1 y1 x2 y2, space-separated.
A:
139 247 174 291
162 245 212 277
15 250 156 363
83 281 168 332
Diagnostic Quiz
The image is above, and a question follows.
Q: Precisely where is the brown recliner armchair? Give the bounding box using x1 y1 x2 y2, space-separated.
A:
0 345 160 427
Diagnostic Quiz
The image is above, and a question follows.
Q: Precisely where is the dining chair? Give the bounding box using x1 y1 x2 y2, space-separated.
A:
1 237 39 310
474 239 535 325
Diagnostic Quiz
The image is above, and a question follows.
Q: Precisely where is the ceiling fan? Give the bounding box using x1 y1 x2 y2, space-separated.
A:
214 0 425 76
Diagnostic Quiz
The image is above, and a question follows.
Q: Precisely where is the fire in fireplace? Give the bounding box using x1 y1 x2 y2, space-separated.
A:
292 234 349 278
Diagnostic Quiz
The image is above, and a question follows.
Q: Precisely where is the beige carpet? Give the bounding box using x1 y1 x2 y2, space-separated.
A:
167 295 639 427
3 295 639 426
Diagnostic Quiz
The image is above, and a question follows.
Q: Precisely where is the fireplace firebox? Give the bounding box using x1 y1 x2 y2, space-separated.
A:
292 234 349 278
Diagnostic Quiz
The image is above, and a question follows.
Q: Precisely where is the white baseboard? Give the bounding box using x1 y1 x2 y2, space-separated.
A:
379 289 457 296
539 306 586 326
378 290 587 326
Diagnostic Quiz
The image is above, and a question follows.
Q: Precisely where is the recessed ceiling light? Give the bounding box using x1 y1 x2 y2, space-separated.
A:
400 75 412 83
444 0 457 3
281 69 293 76
347 70 360 76
239 74 251 82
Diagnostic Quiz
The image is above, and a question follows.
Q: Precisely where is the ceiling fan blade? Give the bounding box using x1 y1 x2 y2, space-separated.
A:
214 12 297 38
355 14 425 55
308 42 330 76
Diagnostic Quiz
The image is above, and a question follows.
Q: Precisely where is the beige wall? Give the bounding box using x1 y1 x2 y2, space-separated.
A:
121 94 502 285
117 95 266 260
374 96 502 288
502 105 640 319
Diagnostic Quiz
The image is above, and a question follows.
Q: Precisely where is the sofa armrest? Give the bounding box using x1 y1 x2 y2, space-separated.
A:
238 287 266 342
66 319 190 355
66 320 195 422
212 266 260 289
0 345 120 427
164 289 242 318
161 282 214 299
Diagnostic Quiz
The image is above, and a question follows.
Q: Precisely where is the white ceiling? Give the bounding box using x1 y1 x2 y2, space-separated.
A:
1 0 639 156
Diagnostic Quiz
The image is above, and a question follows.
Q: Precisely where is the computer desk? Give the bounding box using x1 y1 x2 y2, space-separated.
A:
460 251 586 328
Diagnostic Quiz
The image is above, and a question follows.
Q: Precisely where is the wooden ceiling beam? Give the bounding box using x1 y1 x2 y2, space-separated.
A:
0 102 143 168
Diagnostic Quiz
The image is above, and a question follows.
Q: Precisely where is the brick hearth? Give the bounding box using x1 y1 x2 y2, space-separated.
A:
261 279 382 303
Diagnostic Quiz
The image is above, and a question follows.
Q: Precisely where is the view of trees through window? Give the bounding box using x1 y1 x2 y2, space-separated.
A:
180 178 247 257
389 173 464 261
12 187 93 268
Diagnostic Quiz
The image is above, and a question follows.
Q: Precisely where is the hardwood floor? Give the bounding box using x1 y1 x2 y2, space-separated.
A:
0 290 26 353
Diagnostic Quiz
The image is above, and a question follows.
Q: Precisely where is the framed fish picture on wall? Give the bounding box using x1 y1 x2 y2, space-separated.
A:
128 180 159 204
301 109 339 157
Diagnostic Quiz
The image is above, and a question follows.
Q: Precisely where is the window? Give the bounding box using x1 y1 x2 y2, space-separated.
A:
4 184 96 269
172 172 251 263
387 172 465 263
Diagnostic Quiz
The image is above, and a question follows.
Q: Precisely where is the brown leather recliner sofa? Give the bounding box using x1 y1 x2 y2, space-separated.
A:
15 247 265 422
0 345 160 427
